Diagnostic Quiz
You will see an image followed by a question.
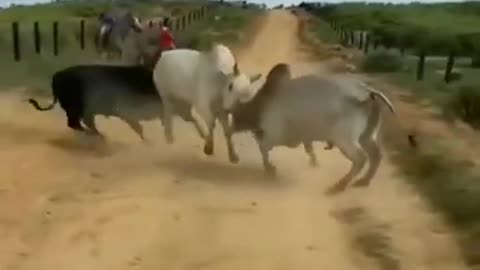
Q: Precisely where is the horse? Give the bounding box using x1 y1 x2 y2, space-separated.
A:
95 10 144 61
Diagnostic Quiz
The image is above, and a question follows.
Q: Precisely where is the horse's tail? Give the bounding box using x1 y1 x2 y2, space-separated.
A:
94 27 103 52
95 24 111 52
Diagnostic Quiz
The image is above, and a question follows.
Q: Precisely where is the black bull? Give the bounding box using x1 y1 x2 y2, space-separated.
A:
28 64 195 142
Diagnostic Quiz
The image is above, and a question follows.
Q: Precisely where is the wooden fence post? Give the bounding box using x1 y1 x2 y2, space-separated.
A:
416 50 426 81
176 18 180 31
358 31 363 50
53 21 59 56
33 21 41 54
12 22 20 61
349 31 354 47
373 38 379 50
182 15 186 29
79 20 85 50
364 34 370 54
444 50 455 83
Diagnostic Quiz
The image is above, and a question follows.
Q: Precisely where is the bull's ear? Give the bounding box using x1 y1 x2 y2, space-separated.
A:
250 73 262 83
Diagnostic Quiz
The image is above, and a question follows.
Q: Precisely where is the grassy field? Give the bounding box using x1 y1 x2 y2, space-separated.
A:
304 2 480 57
299 8 480 269
0 1 195 22
0 2 259 92
183 6 262 50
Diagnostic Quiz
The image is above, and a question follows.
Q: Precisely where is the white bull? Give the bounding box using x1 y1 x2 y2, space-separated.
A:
229 63 397 195
152 43 262 163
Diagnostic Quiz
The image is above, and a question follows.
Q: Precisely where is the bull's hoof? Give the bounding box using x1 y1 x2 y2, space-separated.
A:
87 132 106 142
142 139 152 146
324 142 334 150
325 183 347 196
165 135 174 144
265 165 277 177
203 143 214 156
229 153 240 164
352 178 370 188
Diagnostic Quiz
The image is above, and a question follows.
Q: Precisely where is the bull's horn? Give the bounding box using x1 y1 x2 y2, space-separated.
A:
233 62 240 75
250 73 262 82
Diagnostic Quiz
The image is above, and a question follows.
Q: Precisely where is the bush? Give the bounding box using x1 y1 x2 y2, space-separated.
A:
442 83 480 129
360 49 403 73
472 53 480 68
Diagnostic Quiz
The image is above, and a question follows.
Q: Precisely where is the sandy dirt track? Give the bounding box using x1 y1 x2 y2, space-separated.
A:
0 10 469 270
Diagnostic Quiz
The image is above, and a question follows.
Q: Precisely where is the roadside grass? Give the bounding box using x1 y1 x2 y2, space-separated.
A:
185 6 262 51
305 15 339 44
0 19 100 91
335 207 400 270
296 11 340 60
378 56 479 103
382 117 480 268
301 12 480 270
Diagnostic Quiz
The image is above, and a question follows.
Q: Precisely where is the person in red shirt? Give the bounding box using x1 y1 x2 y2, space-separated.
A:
159 17 176 51
149 17 176 68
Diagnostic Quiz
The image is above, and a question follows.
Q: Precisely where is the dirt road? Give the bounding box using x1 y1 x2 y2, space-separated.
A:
0 10 468 270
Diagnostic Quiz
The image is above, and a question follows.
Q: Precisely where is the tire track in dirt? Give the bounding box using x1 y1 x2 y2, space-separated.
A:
0 10 469 270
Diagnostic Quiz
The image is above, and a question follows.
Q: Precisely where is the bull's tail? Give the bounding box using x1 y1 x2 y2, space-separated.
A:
358 82 395 144
28 96 57 111
360 82 395 114
359 82 417 148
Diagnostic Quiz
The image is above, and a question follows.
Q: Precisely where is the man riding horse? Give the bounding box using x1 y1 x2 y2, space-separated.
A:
96 10 144 60
97 12 116 48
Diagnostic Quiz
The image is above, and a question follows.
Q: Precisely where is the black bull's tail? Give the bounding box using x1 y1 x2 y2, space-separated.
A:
28 96 58 111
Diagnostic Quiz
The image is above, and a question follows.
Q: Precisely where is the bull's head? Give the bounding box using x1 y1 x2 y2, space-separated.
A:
208 43 262 111
126 12 144 33
222 62 262 111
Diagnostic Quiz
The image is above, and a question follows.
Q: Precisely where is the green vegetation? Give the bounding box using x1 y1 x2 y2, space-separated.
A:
371 56 480 131
304 15 339 44
383 118 480 269
302 2 480 56
0 19 100 90
360 49 403 73
443 83 480 129
186 6 262 50
0 0 195 21
296 13 341 60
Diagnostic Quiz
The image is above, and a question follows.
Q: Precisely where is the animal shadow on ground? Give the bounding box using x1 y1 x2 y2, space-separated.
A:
46 133 128 158
332 206 400 270
154 156 291 190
